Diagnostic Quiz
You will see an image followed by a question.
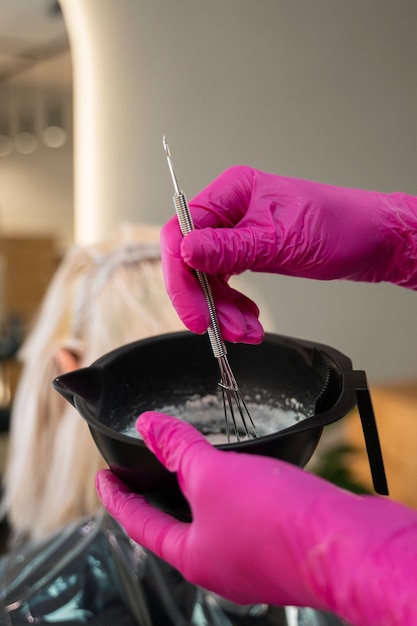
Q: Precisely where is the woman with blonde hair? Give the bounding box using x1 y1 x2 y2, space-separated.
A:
1 224 185 545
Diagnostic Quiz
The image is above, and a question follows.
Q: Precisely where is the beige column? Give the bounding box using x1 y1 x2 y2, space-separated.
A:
59 0 160 244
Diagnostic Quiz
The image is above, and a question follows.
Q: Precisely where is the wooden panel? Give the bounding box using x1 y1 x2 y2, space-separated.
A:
346 382 417 509
0 236 59 412
0 235 59 331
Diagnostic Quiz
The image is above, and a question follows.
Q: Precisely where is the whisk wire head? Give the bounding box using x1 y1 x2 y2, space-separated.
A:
218 355 258 441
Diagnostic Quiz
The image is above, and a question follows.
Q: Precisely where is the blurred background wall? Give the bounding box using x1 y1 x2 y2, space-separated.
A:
0 0 416 386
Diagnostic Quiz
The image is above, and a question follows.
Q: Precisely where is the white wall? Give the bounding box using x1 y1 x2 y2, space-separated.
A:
5 0 417 383
0 54 74 251
0 138 73 249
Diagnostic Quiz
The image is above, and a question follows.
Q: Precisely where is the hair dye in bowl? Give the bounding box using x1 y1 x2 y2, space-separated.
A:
120 392 308 444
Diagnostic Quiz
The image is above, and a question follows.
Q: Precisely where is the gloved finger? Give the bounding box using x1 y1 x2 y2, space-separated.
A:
136 412 215 481
161 221 263 341
160 219 211 334
208 278 263 344
96 469 189 565
181 226 277 275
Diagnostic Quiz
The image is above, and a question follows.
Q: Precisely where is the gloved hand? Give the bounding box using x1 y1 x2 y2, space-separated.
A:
160 166 417 343
96 412 417 626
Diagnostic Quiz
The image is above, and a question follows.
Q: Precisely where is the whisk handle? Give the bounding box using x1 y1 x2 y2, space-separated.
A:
172 192 227 359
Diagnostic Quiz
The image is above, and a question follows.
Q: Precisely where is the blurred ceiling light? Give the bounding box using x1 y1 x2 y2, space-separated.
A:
15 114 38 154
42 105 67 148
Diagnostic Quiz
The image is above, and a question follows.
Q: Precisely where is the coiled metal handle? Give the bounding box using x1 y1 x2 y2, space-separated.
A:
172 192 226 360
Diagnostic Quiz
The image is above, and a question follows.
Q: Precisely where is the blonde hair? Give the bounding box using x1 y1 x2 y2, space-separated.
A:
1 224 184 543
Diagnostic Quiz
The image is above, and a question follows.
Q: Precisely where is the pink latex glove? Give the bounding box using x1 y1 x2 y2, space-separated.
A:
160 166 417 343
96 412 417 626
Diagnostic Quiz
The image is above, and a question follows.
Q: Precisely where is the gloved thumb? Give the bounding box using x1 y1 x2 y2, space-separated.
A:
137 412 215 477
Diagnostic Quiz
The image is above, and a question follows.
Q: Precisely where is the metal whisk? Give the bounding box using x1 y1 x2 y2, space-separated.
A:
162 136 257 442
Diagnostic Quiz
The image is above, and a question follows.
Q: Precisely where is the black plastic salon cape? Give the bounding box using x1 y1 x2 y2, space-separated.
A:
0 510 346 625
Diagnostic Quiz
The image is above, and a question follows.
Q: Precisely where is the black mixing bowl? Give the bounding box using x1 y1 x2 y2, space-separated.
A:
53 331 387 520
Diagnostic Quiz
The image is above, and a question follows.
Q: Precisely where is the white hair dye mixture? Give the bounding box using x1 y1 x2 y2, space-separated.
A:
120 392 308 444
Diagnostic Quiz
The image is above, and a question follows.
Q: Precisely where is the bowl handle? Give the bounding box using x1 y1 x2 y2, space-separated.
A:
352 370 389 496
